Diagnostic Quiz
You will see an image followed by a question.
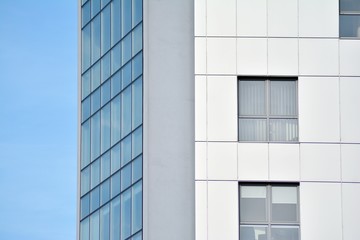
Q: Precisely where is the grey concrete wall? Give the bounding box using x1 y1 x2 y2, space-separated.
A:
143 0 195 239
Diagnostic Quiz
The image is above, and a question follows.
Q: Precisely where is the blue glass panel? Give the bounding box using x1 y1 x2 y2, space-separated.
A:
121 135 132 166
121 164 131 191
101 5 111 55
80 217 90 240
101 52 111 83
340 15 360 38
132 77 142 129
111 171 121 198
121 87 132 137
90 210 100 240
101 151 111 181
81 194 90 219
91 112 101 160
91 61 101 91
132 181 142 233
110 197 120 240
91 88 101 114
132 155 142 183
132 24 142 57
91 159 100 188
122 0 132 37
121 189 132 240
111 96 121 145
100 179 110 205
91 0 101 17
82 70 91 100
81 166 91 196
101 104 111 153
91 15 101 64
81 120 91 168
111 71 121 98
132 126 142 158
82 25 91 72
101 80 111 106
111 43 121 74
122 34 132 64
132 232 142 240
132 0 142 27
101 0 111 8
90 186 100 212
82 97 91 121
100 204 110 240
111 0 121 46
121 62 132 89
111 143 121 174
132 52 142 81
82 2 91 28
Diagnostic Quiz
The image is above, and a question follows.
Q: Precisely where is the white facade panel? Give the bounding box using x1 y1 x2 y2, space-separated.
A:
237 38 267 75
237 0 267 37
268 0 298 37
207 38 236 74
195 142 207 180
299 39 339 75
194 0 206 36
269 144 300 181
238 143 268 180
268 38 298 75
300 183 342 240
340 77 360 142
208 142 237 180
340 40 360 76
207 0 236 36
298 77 340 142
207 76 237 141
207 181 239 240
195 37 206 74
195 181 207 240
342 183 360 240
299 0 339 37
341 144 360 182
195 76 207 141
300 144 341 181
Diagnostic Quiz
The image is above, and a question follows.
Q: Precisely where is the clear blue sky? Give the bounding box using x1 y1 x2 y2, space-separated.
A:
0 1 77 239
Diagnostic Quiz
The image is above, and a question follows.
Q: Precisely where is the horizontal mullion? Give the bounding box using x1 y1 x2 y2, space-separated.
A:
340 11 360 15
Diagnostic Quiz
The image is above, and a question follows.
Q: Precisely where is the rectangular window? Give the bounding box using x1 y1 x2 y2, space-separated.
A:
340 0 360 37
238 77 298 142
239 184 300 240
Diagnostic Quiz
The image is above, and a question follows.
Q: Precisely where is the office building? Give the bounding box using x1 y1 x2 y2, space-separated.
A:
79 0 360 239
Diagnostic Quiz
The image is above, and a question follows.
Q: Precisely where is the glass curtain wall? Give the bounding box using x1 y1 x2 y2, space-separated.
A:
80 0 143 239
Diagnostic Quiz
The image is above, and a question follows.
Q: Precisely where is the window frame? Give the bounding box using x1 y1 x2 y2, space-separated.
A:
339 0 360 38
239 183 301 240
238 77 299 143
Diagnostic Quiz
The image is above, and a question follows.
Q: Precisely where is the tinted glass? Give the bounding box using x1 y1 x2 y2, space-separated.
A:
239 118 267 141
81 166 91 196
132 181 142 233
122 34 132 64
91 112 101 160
81 194 90 219
240 226 267 240
111 71 121 97
269 119 298 142
80 217 90 240
132 155 142 183
271 226 299 240
132 24 142 56
91 88 101 114
271 187 298 222
132 0 142 27
121 87 132 137
132 127 142 158
101 152 111 181
111 96 121 145
100 204 110 240
101 80 111 106
121 189 132 239
121 135 132 166
132 52 142 80
101 104 111 153
91 0 101 17
90 210 100 240
92 61 101 91
132 77 142 129
111 143 121 174
122 0 132 37
340 0 360 12
239 80 266 116
340 15 360 37
111 171 121 198
240 186 267 222
122 62 132 89
82 1 91 27
101 5 111 55
101 53 111 83
111 43 121 74
100 180 110 205
81 120 91 168
270 81 297 116
91 15 101 64
82 70 91 99
90 186 100 212
82 25 91 71
110 197 120 240
91 159 100 189
111 0 121 46
121 164 132 191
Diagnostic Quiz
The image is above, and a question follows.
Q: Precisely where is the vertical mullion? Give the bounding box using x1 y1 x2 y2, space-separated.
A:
266 80 270 141
268 185 271 240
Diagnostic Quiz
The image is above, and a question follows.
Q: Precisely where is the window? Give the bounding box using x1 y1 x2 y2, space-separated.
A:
238 77 298 142
340 0 360 37
239 184 300 240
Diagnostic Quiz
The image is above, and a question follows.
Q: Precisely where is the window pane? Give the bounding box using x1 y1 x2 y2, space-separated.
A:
121 87 132 137
269 119 298 142
111 96 121 145
270 80 296 116
82 25 91 72
101 5 111 55
92 61 101 91
122 34 132 65
340 0 360 12
90 186 100 212
132 52 142 81
132 232 142 240
101 152 111 181
91 112 101 160
81 194 90 219
82 70 91 100
111 143 121 174
132 126 142 158
122 62 132 89
81 120 91 168
239 80 266 116
132 181 142 233
122 0 132 37
111 71 121 98
239 118 267 141
80 217 90 240
100 204 110 240
81 166 91 196
240 225 267 240
101 0 110 8
82 97 91 122
111 43 121 74
82 1 91 27
90 210 100 240
101 80 111 106
132 24 142 56
271 226 299 240
101 52 111 83
101 104 111 153
240 186 267 222
111 171 121 198
340 15 360 38
132 77 142 129
111 0 121 46
91 159 100 189
132 0 142 27
121 164 132 191
110 197 120 240
121 189 132 240
121 135 132 166
272 186 298 222
132 155 142 183
91 15 101 64
100 179 110 205
91 88 101 114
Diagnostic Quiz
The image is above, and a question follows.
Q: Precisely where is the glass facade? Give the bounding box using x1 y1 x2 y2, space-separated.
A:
80 0 143 239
